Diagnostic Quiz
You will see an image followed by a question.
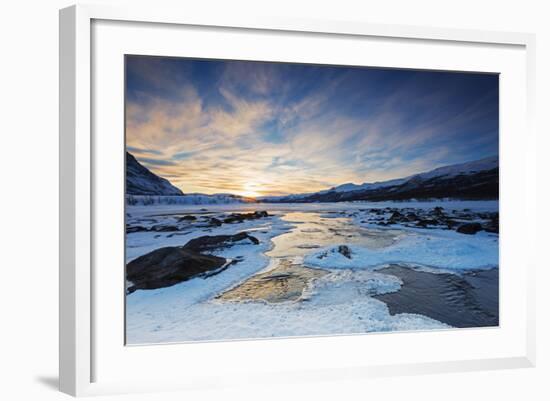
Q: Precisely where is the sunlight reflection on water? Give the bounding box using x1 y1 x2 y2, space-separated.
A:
266 212 404 259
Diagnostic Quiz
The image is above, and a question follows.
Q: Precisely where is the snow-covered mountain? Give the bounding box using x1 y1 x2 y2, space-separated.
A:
413 156 498 180
327 176 409 193
126 152 184 196
126 152 254 204
261 156 498 203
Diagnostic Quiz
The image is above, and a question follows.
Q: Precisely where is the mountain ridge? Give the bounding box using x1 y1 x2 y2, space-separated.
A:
126 152 184 196
260 156 498 203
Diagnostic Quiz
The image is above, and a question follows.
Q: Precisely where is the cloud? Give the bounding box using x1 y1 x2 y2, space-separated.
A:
138 157 178 167
172 151 196 160
219 61 285 96
125 57 498 196
126 146 163 156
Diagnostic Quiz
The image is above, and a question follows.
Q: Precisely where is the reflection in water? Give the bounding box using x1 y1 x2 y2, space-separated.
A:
266 212 403 259
217 259 328 303
220 212 406 303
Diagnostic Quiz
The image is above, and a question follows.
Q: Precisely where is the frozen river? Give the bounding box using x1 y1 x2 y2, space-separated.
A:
125 201 499 344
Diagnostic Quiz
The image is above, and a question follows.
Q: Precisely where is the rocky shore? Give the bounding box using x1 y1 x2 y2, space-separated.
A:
126 232 260 293
126 210 271 233
352 206 498 234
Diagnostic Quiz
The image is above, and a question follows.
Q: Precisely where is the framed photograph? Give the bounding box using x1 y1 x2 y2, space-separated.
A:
60 4 536 396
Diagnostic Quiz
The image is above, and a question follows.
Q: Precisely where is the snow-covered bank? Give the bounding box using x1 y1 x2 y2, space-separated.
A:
304 229 498 272
127 199 498 216
127 265 449 344
125 201 497 343
126 193 253 206
126 213 292 263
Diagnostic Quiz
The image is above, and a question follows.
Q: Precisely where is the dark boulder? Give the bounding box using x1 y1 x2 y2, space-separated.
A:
223 211 269 224
444 219 460 229
208 217 223 227
126 225 148 233
151 225 179 232
456 223 483 235
416 220 428 228
387 211 404 225
185 232 259 252
126 247 226 293
126 232 260 293
483 215 499 233
337 245 352 259
178 215 197 222
405 212 418 222
431 206 445 217
416 218 438 228
223 215 242 224
389 211 403 220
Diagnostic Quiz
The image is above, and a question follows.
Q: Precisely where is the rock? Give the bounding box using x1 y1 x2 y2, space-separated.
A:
184 232 259 253
126 232 260 293
431 206 445 216
178 215 197 222
444 219 460 229
390 211 403 220
483 215 499 233
405 212 418 222
223 211 269 224
208 217 223 227
126 247 226 293
456 223 483 235
126 225 148 233
223 215 242 224
337 245 352 259
416 218 437 228
151 225 179 232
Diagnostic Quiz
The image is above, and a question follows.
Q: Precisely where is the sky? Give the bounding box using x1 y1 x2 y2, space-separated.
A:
126 55 498 198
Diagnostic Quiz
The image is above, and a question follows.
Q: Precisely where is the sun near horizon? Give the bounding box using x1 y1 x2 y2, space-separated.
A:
126 56 499 197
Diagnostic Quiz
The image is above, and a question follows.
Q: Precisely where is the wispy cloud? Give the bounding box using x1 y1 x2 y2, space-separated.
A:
126 146 163 156
126 56 498 196
138 158 178 167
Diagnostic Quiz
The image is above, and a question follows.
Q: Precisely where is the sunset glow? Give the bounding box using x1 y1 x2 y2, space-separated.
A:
125 56 498 197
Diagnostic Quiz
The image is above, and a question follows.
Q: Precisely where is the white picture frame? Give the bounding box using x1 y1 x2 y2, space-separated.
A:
59 4 536 397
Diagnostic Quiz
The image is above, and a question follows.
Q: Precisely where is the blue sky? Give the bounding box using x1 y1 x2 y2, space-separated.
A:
126 55 498 197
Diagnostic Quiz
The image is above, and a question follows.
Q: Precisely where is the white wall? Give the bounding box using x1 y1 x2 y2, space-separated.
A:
0 0 547 400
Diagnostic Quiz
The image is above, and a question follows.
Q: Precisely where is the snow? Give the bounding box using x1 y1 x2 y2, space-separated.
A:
331 156 498 193
259 155 498 201
125 200 496 343
415 155 498 180
126 152 184 196
127 199 498 215
303 229 498 272
127 264 448 344
125 213 292 263
328 177 408 193
126 193 251 206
